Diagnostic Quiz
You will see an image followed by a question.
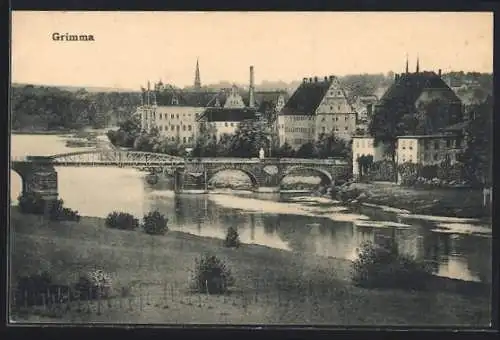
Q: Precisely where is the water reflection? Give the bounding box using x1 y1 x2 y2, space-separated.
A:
10 134 492 284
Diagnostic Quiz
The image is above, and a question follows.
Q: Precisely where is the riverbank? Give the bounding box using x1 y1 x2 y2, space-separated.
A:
337 182 490 220
10 208 490 325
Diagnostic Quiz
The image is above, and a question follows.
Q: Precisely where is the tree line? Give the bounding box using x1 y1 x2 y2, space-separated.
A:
11 85 141 131
108 117 351 159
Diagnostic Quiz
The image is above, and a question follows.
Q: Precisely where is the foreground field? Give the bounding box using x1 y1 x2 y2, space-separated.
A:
10 208 490 325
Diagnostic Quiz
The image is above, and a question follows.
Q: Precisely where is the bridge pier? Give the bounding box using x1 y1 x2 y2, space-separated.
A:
11 157 59 203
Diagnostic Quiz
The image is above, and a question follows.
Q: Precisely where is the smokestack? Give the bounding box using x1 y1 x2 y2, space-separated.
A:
309 77 313 83
438 69 442 77
303 77 307 83
314 76 318 82
249 66 255 108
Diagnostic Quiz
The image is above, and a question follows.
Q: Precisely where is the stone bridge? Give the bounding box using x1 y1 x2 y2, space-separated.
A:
10 150 351 200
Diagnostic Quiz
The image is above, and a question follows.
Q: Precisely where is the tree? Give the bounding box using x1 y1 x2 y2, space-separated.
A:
296 142 319 159
274 142 295 158
230 119 270 158
458 96 492 186
315 132 350 158
369 101 416 163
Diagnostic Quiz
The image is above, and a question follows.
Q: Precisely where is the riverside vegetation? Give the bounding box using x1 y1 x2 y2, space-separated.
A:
10 201 490 325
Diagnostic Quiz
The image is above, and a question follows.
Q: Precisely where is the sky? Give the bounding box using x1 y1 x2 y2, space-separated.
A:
11 11 493 90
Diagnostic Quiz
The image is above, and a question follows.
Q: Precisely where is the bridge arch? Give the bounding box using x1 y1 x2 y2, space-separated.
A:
207 167 259 189
280 166 333 187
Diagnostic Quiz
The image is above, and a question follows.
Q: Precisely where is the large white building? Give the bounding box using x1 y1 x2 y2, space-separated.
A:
277 75 357 149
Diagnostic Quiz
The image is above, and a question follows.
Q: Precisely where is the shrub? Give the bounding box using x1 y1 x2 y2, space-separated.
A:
224 226 241 248
17 193 80 221
351 241 431 290
15 271 53 306
142 211 168 235
105 211 139 230
419 165 438 179
191 254 235 294
74 269 113 300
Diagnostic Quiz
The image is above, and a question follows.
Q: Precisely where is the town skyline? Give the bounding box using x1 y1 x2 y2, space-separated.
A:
12 11 493 90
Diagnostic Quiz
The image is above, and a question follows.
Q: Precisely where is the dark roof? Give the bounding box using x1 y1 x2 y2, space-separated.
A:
378 71 462 108
198 107 261 122
156 88 224 107
280 79 332 116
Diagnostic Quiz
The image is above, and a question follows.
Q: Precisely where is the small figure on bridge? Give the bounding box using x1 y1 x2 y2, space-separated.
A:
259 147 265 160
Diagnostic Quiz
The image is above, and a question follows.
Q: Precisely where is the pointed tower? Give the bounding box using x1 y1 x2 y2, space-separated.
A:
416 55 420 73
405 53 409 74
194 58 201 90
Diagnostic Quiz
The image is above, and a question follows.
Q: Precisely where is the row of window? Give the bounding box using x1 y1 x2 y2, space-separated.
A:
167 136 194 143
282 127 314 133
157 112 199 120
320 115 351 122
354 140 374 148
158 125 193 132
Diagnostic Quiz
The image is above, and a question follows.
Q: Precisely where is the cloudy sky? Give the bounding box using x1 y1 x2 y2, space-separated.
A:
12 11 493 89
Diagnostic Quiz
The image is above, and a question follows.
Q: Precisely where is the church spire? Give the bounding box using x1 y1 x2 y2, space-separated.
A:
416 55 420 73
405 53 409 74
194 58 201 90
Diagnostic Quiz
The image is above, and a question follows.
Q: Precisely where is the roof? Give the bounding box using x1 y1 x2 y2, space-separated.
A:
155 88 289 110
378 71 462 108
280 78 333 116
198 107 261 122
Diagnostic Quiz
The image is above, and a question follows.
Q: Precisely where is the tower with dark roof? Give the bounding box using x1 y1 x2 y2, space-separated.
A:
194 58 201 90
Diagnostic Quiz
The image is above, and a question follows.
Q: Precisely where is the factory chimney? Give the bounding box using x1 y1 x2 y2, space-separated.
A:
249 66 255 108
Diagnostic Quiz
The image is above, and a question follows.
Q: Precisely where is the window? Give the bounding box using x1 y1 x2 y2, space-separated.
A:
183 137 187 143
159 113 163 120
330 106 333 111
345 116 348 121
225 122 228 127
188 125 192 131
434 153 439 161
159 126 163 131
446 139 452 148
195 113 199 118
176 114 179 119
338 105 341 111
230 123 234 127
355 141 360 148
171 126 174 131
171 136 175 141
401 140 406 149
176 125 180 131
171 114 174 119
335 117 339 121
345 127 348 130
183 125 186 131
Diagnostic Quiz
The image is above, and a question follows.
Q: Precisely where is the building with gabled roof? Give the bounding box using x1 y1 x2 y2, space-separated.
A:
374 64 463 135
277 75 357 149
197 107 262 141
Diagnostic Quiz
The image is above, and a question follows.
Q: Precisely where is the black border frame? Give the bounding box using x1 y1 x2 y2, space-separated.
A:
3 1 499 339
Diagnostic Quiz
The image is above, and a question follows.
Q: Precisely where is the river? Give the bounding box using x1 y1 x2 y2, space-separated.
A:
10 133 492 284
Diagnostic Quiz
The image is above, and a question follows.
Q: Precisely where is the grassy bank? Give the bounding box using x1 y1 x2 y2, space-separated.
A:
345 182 490 220
9 208 490 325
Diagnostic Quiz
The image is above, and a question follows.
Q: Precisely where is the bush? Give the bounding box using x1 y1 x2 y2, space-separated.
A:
351 241 431 290
223 226 241 248
105 211 139 230
142 211 168 235
74 269 113 300
191 254 235 294
17 193 80 221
